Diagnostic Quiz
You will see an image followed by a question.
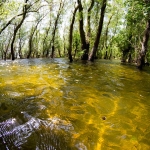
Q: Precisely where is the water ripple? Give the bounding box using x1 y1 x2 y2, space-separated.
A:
0 112 86 150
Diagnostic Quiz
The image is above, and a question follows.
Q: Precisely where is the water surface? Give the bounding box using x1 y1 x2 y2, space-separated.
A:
0 58 150 150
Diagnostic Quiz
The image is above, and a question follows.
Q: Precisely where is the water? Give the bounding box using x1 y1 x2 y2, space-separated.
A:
0 58 150 150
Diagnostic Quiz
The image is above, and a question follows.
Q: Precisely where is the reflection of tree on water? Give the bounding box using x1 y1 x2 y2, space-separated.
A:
0 112 87 150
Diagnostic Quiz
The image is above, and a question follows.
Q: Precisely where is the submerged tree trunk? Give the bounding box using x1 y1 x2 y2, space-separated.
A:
89 0 107 61
68 5 79 62
81 0 94 60
137 19 150 69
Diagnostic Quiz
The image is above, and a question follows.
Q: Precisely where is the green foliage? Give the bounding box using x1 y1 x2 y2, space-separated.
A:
0 0 20 19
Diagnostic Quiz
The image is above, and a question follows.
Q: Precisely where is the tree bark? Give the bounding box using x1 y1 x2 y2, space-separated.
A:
137 19 150 69
68 5 79 62
88 0 107 61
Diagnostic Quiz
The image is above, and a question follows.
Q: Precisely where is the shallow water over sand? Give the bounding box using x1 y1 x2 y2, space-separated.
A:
0 58 150 149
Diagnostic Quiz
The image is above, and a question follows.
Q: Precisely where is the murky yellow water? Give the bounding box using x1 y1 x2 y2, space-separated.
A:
0 58 150 150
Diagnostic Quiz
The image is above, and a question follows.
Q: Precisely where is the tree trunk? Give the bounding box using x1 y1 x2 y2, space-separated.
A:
103 14 113 51
63 37 66 57
87 0 94 41
51 0 64 58
77 0 88 60
104 51 108 59
80 0 94 60
74 40 78 59
107 10 119 56
18 30 24 59
27 15 45 59
89 0 107 61
51 46 55 58
18 42 24 59
46 43 51 57
58 48 61 57
128 53 132 63
43 4 52 57
27 25 37 59
10 0 28 60
3 36 12 61
137 19 150 69
27 29 33 59
68 4 79 62
43 26 50 57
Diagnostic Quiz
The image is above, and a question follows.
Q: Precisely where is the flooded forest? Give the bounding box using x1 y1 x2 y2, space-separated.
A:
0 0 150 150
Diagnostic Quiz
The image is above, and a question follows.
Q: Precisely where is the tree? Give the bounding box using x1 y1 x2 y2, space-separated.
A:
50 0 65 58
0 1 21 34
27 15 46 58
17 28 26 59
68 4 79 62
73 30 80 59
136 0 150 69
43 0 53 57
89 0 107 61
77 0 95 60
103 14 113 59
137 19 150 69
0 33 12 60
10 0 30 60
77 0 88 60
